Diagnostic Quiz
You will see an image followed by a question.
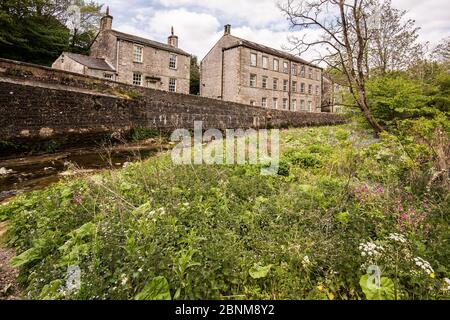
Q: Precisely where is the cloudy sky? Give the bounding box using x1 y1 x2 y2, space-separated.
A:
102 0 450 61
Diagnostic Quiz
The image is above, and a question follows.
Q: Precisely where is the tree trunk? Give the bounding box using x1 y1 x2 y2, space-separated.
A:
356 87 384 136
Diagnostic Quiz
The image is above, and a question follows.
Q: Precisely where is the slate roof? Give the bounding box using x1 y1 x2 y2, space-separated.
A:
225 35 320 68
109 30 191 56
65 52 115 72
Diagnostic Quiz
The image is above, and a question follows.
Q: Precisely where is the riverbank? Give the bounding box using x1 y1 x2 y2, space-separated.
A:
0 139 171 203
1 124 448 300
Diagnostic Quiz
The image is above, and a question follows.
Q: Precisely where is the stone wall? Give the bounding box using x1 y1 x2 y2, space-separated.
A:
0 58 346 154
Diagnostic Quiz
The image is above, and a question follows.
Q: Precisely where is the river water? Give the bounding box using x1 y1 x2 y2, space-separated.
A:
0 144 167 203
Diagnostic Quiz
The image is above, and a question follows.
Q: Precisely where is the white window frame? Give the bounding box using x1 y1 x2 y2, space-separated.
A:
262 97 267 107
273 59 279 71
169 78 177 92
133 72 142 86
273 78 278 90
283 61 289 73
273 98 278 109
308 101 312 112
292 99 297 111
169 54 177 69
300 83 305 93
283 80 288 92
283 98 288 109
262 76 268 89
250 53 257 67
300 100 305 111
262 56 269 69
292 81 297 92
308 84 313 94
292 64 297 76
250 74 257 87
133 45 143 63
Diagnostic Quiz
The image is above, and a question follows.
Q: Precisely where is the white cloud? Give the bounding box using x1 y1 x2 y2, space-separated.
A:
152 0 285 28
103 0 450 61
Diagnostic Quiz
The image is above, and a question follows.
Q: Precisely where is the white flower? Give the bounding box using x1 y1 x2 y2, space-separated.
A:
413 257 434 275
444 278 450 291
388 233 407 243
359 241 384 258
120 274 128 285
302 255 311 268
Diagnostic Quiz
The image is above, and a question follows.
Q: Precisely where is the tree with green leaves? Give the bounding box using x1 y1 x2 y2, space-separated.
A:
369 0 425 75
0 0 102 65
0 0 70 65
190 56 200 95
61 0 103 54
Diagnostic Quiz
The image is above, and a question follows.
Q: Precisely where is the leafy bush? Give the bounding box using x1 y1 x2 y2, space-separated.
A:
1 125 449 300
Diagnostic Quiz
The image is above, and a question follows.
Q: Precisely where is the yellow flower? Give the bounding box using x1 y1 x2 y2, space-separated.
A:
316 285 323 291
328 292 335 300
430 273 435 279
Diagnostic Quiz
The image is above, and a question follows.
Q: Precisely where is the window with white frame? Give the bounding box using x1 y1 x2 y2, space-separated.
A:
283 80 288 91
308 101 312 112
104 73 113 80
308 67 313 79
292 99 297 111
283 61 289 73
250 74 257 87
292 64 297 75
250 53 257 66
300 83 305 93
300 99 305 111
273 78 278 90
169 78 177 92
308 84 313 94
300 65 305 77
262 56 269 69
133 45 143 63
283 98 288 109
273 59 279 71
316 85 320 95
273 98 278 109
169 54 177 69
133 72 142 86
292 81 297 92
262 76 268 89
262 97 267 107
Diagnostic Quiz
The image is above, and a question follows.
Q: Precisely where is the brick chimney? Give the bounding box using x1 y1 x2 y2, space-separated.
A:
168 26 179 48
100 6 113 31
224 24 231 35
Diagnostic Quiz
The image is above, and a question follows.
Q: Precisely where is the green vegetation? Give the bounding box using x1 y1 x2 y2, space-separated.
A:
1 122 448 300
131 128 160 142
190 56 200 95
0 1 102 65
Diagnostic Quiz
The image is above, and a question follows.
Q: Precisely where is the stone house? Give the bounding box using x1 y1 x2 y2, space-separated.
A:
52 8 191 94
322 74 347 113
200 25 322 112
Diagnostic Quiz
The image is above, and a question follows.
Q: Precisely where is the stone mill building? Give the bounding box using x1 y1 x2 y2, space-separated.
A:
200 25 322 112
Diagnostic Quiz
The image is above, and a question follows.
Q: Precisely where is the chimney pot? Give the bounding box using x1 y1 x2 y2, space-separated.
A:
224 24 231 35
100 7 113 31
168 27 178 48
